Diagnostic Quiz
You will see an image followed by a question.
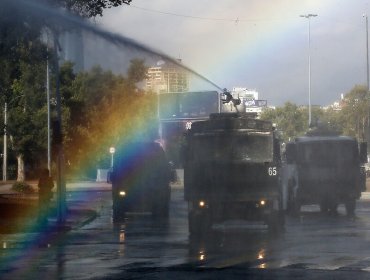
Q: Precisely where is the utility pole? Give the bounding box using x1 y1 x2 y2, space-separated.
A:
365 14 369 91
53 32 67 225
365 14 370 143
47 56 51 174
300 13 318 127
3 102 7 181
109 147 115 168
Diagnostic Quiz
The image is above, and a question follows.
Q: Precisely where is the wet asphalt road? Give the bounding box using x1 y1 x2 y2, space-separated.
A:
2 187 370 279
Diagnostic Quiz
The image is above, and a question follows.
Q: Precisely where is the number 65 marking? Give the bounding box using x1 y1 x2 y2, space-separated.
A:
268 167 277 176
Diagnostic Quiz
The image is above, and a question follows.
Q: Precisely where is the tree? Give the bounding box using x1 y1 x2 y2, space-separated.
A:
6 47 49 181
319 107 343 135
0 0 133 180
339 85 369 141
60 59 155 178
260 85 370 144
127 58 149 85
0 10 49 180
47 0 133 18
261 102 308 142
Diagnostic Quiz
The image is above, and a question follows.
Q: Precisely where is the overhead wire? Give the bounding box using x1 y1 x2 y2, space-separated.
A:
129 4 289 23
128 4 367 29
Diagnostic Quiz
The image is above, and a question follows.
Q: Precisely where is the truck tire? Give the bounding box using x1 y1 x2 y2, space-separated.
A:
188 211 211 238
152 200 169 219
112 205 126 222
345 198 356 217
328 200 338 214
287 199 300 217
152 188 170 219
320 200 328 213
267 211 285 234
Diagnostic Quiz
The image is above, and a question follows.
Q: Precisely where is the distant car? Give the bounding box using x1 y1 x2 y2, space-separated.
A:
111 142 172 221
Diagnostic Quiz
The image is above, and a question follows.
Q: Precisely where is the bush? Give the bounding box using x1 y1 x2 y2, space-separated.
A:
11 181 35 194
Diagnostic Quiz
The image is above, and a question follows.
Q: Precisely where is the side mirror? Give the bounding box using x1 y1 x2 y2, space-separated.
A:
285 142 296 164
360 142 367 164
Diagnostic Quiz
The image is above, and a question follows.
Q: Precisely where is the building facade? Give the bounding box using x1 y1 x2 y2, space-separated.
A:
145 60 188 94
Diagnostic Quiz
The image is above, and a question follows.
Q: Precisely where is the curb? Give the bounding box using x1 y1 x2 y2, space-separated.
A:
72 209 98 229
46 209 98 232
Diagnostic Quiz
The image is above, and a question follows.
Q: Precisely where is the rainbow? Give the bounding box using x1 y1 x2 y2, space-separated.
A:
174 2 332 92
0 2 336 276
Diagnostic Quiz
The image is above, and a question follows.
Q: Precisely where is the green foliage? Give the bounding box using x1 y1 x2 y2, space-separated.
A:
319 107 343 135
260 84 370 143
127 58 149 84
261 102 309 142
48 0 133 18
0 0 136 180
60 59 156 177
339 85 369 141
11 181 34 194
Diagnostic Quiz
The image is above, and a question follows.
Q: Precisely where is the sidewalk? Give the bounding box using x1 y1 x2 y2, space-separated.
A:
0 179 185 233
0 181 110 233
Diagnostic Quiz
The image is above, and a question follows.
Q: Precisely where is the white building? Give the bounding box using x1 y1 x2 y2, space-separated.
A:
232 87 259 100
145 60 189 94
222 87 266 115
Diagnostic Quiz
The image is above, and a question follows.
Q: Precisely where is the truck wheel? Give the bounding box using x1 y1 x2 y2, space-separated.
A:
327 200 338 215
268 211 285 234
152 188 170 219
152 201 169 219
345 199 356 217
112 205 126 222
188 211 211 238
320 201 328 213
287 200 300 217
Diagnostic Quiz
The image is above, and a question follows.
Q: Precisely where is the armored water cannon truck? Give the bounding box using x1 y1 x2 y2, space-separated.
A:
283 129 367 216
183 113 284 236
111 142 173 221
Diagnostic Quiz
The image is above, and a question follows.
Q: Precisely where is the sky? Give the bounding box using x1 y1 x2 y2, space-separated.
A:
95 0 370 106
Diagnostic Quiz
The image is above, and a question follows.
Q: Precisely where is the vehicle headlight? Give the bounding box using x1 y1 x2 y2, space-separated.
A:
119 191 126 197
199 200 206 208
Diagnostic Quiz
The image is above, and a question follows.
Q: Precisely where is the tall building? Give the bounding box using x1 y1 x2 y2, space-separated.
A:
146 60 188 94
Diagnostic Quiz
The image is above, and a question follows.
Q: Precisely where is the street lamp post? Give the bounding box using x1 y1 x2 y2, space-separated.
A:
109 147 115 169
364 14 370 143
300 13 318 127
364 14 369 91
3 102 7 181
52 32 67 225
46 56 51 174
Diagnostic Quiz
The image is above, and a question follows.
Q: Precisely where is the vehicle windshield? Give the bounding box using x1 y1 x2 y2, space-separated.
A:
192 132 273 163
297 141 357 164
